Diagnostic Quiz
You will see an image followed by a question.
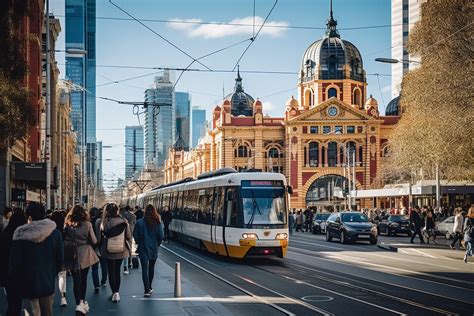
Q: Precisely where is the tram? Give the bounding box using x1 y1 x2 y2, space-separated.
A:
123 168 291 258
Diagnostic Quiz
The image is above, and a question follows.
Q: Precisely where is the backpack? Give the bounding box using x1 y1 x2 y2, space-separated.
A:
63 227 79 271
102 221 127 254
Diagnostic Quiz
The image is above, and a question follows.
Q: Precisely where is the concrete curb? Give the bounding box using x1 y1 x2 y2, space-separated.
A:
377 243 398 252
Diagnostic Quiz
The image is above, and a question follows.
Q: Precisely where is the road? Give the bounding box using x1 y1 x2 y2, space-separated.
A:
158 232 474 315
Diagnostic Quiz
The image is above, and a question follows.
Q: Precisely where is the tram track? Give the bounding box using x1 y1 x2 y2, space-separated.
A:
161 245 333 316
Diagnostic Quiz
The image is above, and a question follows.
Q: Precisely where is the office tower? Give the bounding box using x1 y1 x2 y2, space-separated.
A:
143 70 175 166
65 0 97 188
191 106 206 148
125 126 144 180
96 141 102 189
391 0 426 97
175 92 191 150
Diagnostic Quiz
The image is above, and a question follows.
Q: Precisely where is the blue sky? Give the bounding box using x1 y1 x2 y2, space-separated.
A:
51 0 393 190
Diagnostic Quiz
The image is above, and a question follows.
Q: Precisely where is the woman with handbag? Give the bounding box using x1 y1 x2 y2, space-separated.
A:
97 203 132 303
64 205 99 314
133 204 164 297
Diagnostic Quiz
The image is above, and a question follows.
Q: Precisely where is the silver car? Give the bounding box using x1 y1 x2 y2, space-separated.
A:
435 216 455 239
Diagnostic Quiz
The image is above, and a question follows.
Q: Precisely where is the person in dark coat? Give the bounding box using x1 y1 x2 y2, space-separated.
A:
161 206 172 243
0 208 27 316
90 207 108 293
9 204 64 316
410 206 425 244
50 210 68 307
133 204 164 297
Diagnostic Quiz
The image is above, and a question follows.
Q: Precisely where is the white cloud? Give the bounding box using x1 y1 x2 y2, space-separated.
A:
382 85 391 93
262 101 275 112
167 16 288 39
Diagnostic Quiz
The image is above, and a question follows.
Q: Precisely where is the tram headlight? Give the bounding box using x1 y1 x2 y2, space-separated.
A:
242 233 258 239
275 233 288 240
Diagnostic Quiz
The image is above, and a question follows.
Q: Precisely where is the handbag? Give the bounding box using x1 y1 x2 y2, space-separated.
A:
103 221 128 254
64 227 79 271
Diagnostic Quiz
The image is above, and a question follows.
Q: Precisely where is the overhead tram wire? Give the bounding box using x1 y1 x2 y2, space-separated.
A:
108 0 212 71
232 0 279 71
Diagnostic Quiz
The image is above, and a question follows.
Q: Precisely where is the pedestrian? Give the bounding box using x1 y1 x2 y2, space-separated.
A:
410 206 425 244
462 206 474 263
133 204 164 297
1 207 13 231
120 206 136 274
161 205 172 243
304 208 313 232
288 210 294 235
423 209 437 244
450 208 464 250
98 203 132 303
9 203 63 316
91 207 108 293
64 205 99 314
50 210 68 307
296 210 304 232
134 206 144 220
0 208 27 316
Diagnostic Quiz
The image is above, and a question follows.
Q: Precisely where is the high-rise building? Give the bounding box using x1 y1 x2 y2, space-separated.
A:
175 92 191 150
143 70 175 166
96 141 103 190
125 126 144 180
65 0 98 192
191 107 206 148
391 0 426 98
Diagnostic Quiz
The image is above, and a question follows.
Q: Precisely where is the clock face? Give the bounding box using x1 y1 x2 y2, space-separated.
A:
328 106 338 117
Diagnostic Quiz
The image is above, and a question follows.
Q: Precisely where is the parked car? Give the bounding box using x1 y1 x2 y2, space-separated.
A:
312 213 331 234
326 212 378 245
377 215 411 236
435 216 455 239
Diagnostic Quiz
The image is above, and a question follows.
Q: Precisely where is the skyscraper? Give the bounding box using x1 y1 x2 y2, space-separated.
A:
65 0 97 192
143 70 175 166
191 107 206 148
175 92 191 150
125 126 144 180
391 0 426 97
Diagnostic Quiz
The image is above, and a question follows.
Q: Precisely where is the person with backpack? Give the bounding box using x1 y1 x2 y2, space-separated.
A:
463 206 474 263
90 207 108 293
120 206 136 274
161 206 172 244
64 205 99 314
9 204 63 316
133 204 164 297
0 208 27 316
97 203 132 303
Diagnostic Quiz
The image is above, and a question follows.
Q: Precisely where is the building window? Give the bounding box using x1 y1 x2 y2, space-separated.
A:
403 31 409 37
237 146 248 158
358 146 363 165
310 126 318 134
321 146 326 166
323 126 331 134
335 126 343 134
328 142 338 167
305 90 313 107
328 88 337 98
268 148 279 158
308 142 319 167
353 89 361 107
347 126 355 134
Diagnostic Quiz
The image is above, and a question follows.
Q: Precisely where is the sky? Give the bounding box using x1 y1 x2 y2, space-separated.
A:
50 0 394 192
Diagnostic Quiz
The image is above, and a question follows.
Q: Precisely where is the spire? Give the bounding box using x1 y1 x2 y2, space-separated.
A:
326 0 340 38
234 65 243 92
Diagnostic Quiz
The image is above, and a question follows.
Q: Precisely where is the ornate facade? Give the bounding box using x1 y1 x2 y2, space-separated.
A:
164 9 400 209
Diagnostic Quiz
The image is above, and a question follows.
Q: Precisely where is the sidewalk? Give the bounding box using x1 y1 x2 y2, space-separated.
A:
377 235 468 261
1 258 231 316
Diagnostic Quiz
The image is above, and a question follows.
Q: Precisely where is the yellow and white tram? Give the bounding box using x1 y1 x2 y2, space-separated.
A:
124 168 291 259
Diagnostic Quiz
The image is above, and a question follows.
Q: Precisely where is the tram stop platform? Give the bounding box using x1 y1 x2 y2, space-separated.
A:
0 257 231 316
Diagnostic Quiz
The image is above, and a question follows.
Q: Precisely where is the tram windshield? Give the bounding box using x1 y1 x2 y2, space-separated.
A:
241 183 286 226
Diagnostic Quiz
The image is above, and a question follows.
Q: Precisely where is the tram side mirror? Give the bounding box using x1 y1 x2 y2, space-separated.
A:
287 186 294 195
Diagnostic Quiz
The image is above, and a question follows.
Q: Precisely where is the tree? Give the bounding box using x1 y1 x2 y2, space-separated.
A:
386 0 474 182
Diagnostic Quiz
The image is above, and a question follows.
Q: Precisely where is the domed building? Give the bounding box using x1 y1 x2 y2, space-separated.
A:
225 68 255 117
385 96 400 116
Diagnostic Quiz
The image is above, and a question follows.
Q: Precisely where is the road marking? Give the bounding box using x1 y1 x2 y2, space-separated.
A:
162 245 298 316
288 249 474 291
302 295 334 302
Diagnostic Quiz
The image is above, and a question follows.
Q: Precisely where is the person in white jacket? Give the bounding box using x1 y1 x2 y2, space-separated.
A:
450 208 464 249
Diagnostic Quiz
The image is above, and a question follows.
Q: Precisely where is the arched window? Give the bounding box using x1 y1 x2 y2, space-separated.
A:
345 141 356 164
328 88 337 99
353 89 361 107
236 145 248 158
321 146 326 166
328 142 338 167
304 90 313 107
328 55 337 77
268 148 279 158
308 142 319 167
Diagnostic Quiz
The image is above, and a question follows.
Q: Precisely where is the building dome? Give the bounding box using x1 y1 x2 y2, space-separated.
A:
225 67 255 117
299 6 364 83
365 94 378 110
172 134 187 151
385 96 400 116
286 95 299 109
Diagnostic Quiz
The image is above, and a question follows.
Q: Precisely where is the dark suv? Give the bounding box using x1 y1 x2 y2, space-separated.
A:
326 212 378 244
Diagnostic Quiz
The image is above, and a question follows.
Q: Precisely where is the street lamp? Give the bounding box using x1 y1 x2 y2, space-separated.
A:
374 57 421 65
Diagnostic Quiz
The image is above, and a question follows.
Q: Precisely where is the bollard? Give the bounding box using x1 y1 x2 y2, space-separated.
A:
174 262 181 298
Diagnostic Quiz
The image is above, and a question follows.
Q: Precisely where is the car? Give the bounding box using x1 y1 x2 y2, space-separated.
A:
377 215 412 236
326 212 378 245
435 216 455 239
312 213 331 234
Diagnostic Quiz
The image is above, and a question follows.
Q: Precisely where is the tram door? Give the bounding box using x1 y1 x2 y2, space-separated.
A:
210 187 225 255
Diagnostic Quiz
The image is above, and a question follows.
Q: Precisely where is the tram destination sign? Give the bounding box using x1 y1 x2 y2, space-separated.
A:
242 180 283 187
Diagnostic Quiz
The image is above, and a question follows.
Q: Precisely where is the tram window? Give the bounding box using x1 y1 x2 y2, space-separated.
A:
226 188 238 227
214 187 225 226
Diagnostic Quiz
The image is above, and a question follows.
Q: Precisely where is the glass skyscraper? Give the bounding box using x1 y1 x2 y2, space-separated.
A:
143 70 175 166
125 126 144 180
191 107 206 148
175 92 190 150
